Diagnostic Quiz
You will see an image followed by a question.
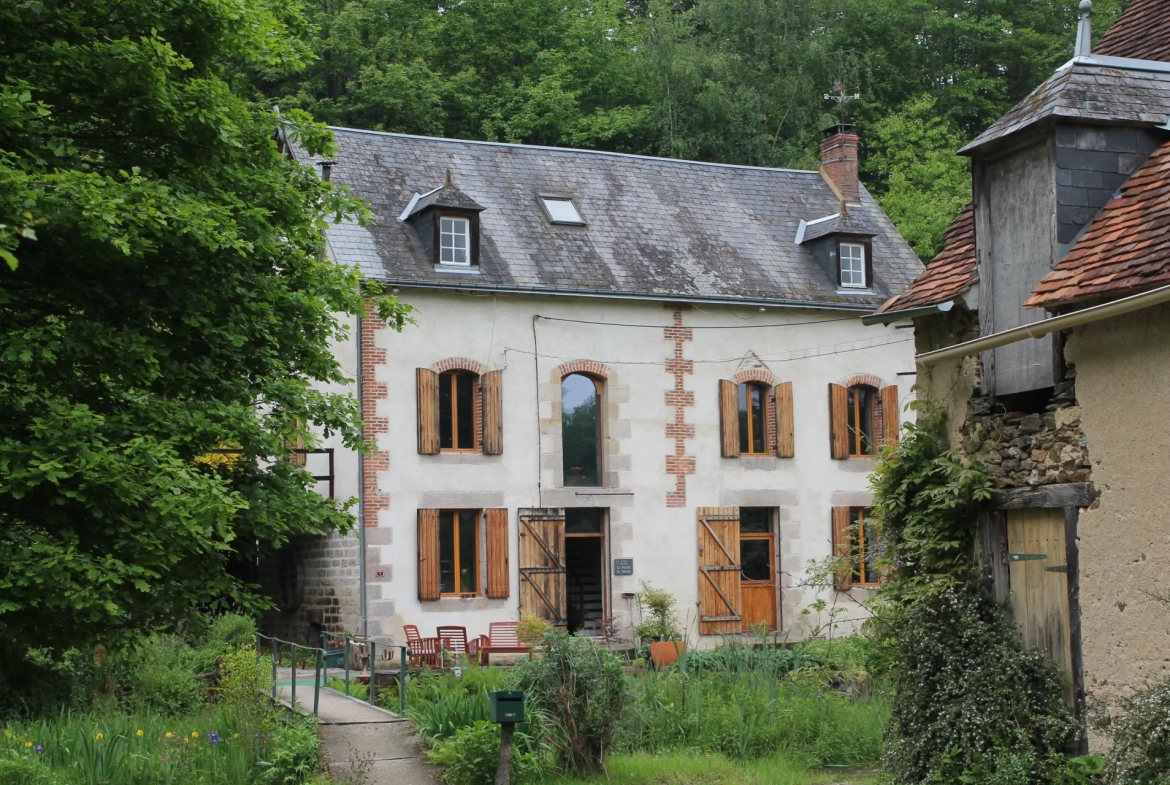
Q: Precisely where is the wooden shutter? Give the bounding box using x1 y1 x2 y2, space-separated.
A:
832 506 853 591
774 382 794 458
828 383 849 460
518 508 566 625
697 507 742 635
881 385 900 448
718 380 740 458
418 509 441 601
485 508 510 599
481 370 503 455
417 368 440 455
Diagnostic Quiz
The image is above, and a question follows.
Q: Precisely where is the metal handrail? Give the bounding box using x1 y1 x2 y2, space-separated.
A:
255 633 326 716
319 630 409 716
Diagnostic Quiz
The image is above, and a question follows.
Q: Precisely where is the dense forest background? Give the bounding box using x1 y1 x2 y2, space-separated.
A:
258 0 1129 260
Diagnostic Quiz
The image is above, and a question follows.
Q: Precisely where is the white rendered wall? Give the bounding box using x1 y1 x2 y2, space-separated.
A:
358 289 915 647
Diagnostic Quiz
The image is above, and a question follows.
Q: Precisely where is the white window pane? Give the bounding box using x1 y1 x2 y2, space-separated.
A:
441 246 453 262
452 248 466 264
440 218 453 233
441 234 453 247
542 198 583 224
840 243 866 288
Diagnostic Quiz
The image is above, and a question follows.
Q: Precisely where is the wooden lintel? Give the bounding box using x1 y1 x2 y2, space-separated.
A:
989 482 1094 511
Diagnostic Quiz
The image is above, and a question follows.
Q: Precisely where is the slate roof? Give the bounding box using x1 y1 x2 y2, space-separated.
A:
959 59 1170 155
873 204 977 315
304 129 924 309
1026 141 1170 309
1094 0 1170 63
406 184 484 218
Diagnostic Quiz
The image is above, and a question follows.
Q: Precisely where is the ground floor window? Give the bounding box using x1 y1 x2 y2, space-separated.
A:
439 510 479 596
850 507 881 587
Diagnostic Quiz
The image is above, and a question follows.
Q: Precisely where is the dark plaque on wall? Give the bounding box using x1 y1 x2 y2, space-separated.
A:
613 558 634 576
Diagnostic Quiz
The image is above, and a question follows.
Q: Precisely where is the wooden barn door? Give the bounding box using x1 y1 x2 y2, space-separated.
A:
518 508 566 626
697 507 742 635
1007 509 1073 679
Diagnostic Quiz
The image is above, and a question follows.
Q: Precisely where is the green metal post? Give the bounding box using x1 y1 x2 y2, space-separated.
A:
399 645 407 716
290 645 297 710
344 638 351 696
369 641 376 705
313 648 322 716
271 642 278 704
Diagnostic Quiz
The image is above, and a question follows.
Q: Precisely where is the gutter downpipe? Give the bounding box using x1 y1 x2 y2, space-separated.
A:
356 306 367 638
916 283 1170 367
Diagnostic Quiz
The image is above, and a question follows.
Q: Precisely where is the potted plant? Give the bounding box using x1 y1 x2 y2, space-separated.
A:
634 582 685 667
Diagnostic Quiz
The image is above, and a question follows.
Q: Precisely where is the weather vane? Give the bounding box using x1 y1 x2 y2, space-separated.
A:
823 81 860 125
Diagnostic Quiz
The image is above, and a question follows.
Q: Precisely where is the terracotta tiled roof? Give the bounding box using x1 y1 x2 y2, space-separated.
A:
1027 141 1170 309
874 204 977 315
1094 0 1170 62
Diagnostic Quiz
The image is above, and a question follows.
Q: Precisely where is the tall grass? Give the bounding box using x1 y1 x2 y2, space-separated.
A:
618 668 887 765
544 751 878 785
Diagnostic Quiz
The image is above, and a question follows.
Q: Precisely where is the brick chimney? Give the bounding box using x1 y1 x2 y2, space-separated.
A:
820 124 860 202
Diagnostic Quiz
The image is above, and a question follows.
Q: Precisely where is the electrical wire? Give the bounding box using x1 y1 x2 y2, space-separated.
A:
533 314 863 330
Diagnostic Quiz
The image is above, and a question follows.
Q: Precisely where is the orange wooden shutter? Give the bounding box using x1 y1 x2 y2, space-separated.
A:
418 509 441 601
774 382 794 458
518 508 566 625
832 506 853 591
417 368 440 455
718 380 739 458
828 383 849 460
481 370 503 455
697 507 742 635
881 385 900 448
485 508 509 599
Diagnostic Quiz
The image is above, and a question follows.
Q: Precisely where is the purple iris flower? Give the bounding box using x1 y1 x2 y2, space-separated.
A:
35 745 43 754
208 732 221 744
254 732 262 739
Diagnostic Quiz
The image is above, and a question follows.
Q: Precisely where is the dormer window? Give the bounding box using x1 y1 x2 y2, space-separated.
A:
838 240 871 289
539 196 585 225
439 216 471 265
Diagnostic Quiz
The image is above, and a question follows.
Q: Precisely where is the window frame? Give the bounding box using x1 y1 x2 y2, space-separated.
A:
438 370 479 452
847 383 879 457
836 237 872 289
561 372 604 488
849 507 882 587
538 194 586 226
432 209 480 267
438 509 481 597
737 382 770 456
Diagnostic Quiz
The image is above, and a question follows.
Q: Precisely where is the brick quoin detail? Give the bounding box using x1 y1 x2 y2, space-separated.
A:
733 368 777 386
555 360 610 380
433 357 486 375
664 305 695 508
361 303 390 528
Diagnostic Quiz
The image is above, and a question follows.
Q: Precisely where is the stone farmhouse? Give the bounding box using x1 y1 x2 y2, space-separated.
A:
261 119 926 650
866 0 1170 749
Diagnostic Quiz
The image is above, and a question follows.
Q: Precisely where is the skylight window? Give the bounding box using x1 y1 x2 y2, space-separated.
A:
540 196 585 225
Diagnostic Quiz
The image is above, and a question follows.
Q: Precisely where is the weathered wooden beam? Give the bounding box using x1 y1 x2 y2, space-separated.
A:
989 482 1094 510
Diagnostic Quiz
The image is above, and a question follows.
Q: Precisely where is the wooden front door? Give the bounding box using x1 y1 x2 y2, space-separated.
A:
518 508 566 626
697 507 742 635
739 508 776 631
1007 509 1072 678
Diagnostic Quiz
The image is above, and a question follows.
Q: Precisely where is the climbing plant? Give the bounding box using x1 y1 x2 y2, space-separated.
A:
868 405 1080 783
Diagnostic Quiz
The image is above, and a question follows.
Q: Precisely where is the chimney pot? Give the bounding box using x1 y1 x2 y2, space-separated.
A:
819 125 860 202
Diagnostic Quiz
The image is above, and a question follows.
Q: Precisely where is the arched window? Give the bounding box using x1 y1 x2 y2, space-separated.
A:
737 382 768 455
439 370 477 450
562 373 602 487
847 384 878 456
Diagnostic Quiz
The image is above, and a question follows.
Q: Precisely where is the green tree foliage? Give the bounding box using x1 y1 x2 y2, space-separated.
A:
260 0 1132 258
0 0 409 669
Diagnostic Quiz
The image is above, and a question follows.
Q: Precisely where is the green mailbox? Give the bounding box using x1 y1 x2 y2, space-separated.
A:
488 690 525 723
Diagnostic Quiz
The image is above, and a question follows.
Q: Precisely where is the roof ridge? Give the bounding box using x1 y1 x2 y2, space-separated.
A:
326 126 825 177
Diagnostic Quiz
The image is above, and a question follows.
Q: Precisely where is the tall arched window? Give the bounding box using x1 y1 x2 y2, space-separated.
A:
847 384 878 456
737 382 768 455
562 373 602 486
439 370 477 451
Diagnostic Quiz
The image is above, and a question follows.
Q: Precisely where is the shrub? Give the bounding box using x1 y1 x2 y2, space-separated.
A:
0 753 61 785
883 585 1076 784
1103 675 1170 784
122 639 205 715
511 630 626 775
404 669 508 742
220 647 274 728
426 719 550 785
633 582 681 647
258 716 321 785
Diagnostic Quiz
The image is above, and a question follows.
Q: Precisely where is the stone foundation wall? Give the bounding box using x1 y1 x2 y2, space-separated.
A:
259 531 361 644
961 380 1090 489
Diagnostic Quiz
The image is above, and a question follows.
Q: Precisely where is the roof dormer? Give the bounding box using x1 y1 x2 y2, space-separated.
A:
399 174 485 270
796 212 879 292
